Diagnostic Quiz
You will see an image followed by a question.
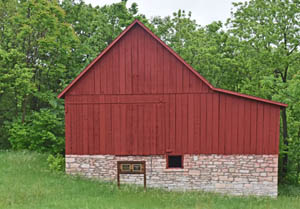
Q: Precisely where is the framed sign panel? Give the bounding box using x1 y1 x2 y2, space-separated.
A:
117 161 146 189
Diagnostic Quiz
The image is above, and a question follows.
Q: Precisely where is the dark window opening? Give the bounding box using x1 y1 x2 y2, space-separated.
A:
168 155 183 168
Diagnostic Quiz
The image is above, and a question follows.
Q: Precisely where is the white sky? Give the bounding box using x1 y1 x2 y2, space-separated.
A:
83 0 246 26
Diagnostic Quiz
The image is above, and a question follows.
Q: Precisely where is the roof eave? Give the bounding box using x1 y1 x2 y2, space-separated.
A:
213 87 288 108
57 19 141 99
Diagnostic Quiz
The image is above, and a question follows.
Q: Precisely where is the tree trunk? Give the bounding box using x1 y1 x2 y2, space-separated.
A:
297 159 300 184
21 96 28 123
281 108 288 179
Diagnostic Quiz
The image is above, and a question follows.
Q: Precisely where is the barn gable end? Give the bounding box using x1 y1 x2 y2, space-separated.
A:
65 24 210 96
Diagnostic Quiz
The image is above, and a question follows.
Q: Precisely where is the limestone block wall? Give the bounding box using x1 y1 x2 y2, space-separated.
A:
65 154 278 197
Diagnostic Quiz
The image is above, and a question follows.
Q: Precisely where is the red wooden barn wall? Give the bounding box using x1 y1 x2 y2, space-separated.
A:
64 24 281 155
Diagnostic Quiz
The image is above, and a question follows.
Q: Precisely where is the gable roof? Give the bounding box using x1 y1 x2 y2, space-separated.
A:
58 19 287 108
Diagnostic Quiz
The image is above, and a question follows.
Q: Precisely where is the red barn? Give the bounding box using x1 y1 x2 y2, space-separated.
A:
58 20 287 197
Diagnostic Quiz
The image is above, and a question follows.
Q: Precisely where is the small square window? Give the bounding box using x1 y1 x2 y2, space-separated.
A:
167 155 183 168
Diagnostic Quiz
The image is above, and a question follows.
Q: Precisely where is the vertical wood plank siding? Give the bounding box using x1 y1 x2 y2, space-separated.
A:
64 24 281 155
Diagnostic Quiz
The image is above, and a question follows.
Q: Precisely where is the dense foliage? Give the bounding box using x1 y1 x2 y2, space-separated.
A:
0 0 299 183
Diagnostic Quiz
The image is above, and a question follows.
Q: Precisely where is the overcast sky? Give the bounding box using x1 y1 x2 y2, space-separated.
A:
83 0 246 26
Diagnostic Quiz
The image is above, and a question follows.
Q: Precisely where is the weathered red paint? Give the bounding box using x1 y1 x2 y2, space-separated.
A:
59 20 286 156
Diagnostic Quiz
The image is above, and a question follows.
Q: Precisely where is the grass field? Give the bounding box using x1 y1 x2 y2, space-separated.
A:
0 151 299 209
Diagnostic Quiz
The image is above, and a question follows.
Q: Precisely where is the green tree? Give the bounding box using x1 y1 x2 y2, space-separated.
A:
0 0 78 150
227 0 300 182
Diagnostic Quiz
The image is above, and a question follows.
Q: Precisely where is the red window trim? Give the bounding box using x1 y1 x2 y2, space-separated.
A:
166 155 184 169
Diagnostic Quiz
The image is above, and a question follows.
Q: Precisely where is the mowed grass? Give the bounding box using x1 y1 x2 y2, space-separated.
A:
0 151 299 209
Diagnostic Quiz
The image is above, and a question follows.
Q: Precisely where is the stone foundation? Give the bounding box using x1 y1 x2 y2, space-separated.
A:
66 154 278 197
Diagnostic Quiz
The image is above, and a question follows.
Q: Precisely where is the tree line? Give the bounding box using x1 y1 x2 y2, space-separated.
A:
0 0 299 183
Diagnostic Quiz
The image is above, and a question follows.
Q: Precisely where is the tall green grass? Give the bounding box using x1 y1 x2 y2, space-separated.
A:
0 151 299 209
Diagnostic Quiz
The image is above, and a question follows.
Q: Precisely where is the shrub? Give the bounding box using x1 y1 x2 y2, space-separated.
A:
47 153 65 172
7 108 65 155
